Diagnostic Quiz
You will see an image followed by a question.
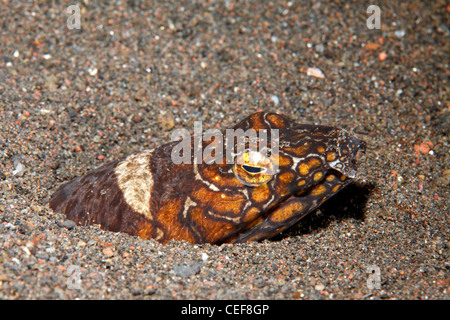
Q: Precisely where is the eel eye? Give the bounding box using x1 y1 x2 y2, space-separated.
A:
242 165 265 174
233 150 275 187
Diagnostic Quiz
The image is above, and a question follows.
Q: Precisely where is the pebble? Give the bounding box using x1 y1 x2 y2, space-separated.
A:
50 161 60 170
0 275 9 282
434 170 450 187
173 262 202 278
132 113 143 123
45 75 58 92
103 247 114 257
134 88 147 101
378 52 387 61
58 219 77 230
77 240 87 248
12 161 25 177
270 95 280 105
314 283 325 291
158 111 175 131
35 253 48 260
88 67 98 76
365 43 380 51
45 247 56 254
315 43 325 54
395 30 406 38
306 67 325 79
413 142 433 155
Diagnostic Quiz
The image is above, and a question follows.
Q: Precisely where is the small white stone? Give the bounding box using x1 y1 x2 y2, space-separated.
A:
76 240 86 248
45 247 56 253
88 67 98 76
395 30 406 38
315 283 325 291
270 95 280 105
12 162 25 177
306 67 325 79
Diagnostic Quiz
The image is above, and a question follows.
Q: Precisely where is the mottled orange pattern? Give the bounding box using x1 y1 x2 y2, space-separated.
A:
50 112 365 244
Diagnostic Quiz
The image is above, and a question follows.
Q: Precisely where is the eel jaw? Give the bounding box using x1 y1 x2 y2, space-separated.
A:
328 133 366 179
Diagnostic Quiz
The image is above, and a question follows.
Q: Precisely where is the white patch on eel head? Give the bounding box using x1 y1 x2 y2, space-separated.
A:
114 149 154 220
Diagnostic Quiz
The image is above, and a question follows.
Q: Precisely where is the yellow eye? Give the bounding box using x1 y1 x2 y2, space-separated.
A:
233 150 275 187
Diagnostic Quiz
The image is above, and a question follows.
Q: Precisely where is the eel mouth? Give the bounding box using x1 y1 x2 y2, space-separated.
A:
328 133 366 179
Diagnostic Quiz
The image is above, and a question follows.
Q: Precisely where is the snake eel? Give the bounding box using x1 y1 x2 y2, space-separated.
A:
49 112 365 244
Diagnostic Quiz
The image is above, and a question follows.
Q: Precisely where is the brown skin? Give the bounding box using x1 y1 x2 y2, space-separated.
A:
50 112 365 244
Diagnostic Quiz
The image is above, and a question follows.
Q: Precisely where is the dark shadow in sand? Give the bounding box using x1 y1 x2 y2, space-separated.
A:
271 182 376 241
